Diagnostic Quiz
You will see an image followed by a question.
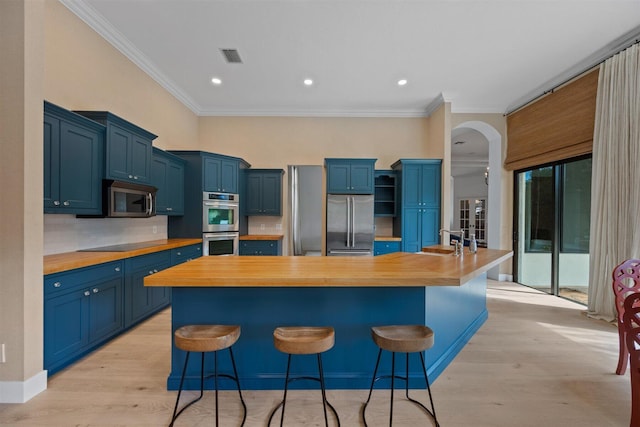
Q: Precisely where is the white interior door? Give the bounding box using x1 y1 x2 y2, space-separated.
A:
457 198 487 243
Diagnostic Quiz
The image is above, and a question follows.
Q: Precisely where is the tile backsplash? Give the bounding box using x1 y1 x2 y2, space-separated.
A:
44 214 168 255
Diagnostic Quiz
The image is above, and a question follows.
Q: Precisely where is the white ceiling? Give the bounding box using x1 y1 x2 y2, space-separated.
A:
63 0 640 118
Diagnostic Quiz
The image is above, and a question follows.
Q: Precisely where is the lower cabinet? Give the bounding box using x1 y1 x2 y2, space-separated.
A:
44 261 124 375
124 251 171 327
374 240 402 256
239 239 282 256
44 243 202 375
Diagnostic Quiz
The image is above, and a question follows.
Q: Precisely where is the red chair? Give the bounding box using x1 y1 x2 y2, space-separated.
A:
613 259 640 375
622 293 640 427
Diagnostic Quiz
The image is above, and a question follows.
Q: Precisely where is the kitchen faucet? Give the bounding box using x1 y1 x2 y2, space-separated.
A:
439 229 465 255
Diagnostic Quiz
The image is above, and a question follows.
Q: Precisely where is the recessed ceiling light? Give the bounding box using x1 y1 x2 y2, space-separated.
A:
303 78 313 86
211 77 222 85
397 79 408 86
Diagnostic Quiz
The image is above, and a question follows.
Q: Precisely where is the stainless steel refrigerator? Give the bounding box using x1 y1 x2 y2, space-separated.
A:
326 194 374 256
289 165 323 256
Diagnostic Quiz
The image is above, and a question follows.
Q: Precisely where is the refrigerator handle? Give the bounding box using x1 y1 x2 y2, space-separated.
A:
351 196 356 247
346 196 351 247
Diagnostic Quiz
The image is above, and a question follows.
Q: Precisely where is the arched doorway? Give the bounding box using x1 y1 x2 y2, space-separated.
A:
451 121 502 279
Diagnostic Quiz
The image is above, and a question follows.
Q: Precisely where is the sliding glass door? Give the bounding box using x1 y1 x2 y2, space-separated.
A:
515 156 591 304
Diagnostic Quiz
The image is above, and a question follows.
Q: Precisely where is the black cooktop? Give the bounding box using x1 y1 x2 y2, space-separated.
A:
78 242 162 252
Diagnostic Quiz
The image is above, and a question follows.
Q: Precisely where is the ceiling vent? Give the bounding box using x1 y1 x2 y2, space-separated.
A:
221 49 242 64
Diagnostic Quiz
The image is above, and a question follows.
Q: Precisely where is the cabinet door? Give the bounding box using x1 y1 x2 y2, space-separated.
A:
261 173 282 215
245 173 263 215
327 163 351 193
421 164 441 208
203 157 221 192
402 164 422 208
44 289 90 369
130 134 151 183
43 114 60 209
151 156 169 213
166 160 184 215
127 267 155 326
58 122 103 212
350 163 374 193
88 277 123 343
420 208 440 247
401 208 422 253
106 124 132 181
220 159 238 193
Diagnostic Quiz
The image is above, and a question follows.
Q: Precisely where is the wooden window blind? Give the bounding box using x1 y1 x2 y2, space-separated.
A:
505 68 599 171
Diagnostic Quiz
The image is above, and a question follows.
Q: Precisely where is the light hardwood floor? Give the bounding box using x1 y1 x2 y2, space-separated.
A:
0 281 631 426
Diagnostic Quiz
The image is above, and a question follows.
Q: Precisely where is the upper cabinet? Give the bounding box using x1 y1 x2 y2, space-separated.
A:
44 101 105 215
374 170 397 217
245 169 284 216
151 148 185 216
325 158 376 194
203 155 239 194
74 111 156 184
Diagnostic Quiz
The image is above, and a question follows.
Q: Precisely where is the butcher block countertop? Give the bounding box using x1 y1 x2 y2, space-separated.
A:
145 248 512 288
239 235 284 240
374 236 402 241
44 239 202 275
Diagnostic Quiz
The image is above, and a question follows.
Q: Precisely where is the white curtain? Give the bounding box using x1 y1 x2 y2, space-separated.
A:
588 43 640 321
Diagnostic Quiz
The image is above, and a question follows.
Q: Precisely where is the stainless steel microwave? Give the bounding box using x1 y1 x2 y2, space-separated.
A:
104 180 157 218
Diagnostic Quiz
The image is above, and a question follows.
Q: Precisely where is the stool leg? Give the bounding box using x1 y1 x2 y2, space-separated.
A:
419 352 439 427
361 348 382 427
228 347 247 426
280 354 292 427
317 354 330 427
214 350 219 427
169 351 205 427
390 352 395 426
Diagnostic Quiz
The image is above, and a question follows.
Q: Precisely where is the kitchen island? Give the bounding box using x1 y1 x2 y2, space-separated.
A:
145 249 512 390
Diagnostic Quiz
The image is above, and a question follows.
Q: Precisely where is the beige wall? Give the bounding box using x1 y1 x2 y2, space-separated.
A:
0 0 45 390
427 103 452 232
43 1 198 150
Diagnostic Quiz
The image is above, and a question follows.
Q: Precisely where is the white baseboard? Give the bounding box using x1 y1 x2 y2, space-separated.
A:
0 370 47 403
498 273 514 282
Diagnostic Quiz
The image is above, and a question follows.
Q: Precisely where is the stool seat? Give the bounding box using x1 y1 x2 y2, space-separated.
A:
174 325 240 353
273 326 335 355
371 325 434 353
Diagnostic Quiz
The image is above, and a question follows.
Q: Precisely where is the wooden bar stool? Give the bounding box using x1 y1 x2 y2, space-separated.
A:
361 325 439 427
267 326 340 426
169 325 246 427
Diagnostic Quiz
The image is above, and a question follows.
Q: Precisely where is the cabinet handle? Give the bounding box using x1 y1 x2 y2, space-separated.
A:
115 267 121 272
92 288 99 293
149 270 154 275
197 247 201 251
167 207 173 211
63 201 70 206
177 252 181 256
134 176 138 180
53 200 60 206
128 175 133 179
84 291 91 297
53 282 61 288
153 269 158 273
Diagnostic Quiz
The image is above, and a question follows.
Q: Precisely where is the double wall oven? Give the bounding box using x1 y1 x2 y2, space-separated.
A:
202 192 239 256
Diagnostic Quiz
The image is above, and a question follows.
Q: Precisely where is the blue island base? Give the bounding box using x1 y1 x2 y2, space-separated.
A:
168 273 487 390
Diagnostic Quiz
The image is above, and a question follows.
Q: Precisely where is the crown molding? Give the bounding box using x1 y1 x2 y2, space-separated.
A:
59 0 202 115
197 109 431 118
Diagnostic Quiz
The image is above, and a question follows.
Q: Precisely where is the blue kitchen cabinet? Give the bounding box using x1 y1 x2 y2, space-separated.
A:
170 243 202 265
239 239 282 255
374 170 397 217
124 251 171 328
203 155 239 194
374 240 402 256
325 158 376 194
245 169 284 216
392 159 442 252
74 110 156 184
152 148 185 215
44 101 105 215
44 261 124 375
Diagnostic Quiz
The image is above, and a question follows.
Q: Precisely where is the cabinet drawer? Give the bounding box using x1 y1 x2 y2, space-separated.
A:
374 241 401 256
127 250 171 271
239 240 281 256
44 261 123 296
171 244 202 265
